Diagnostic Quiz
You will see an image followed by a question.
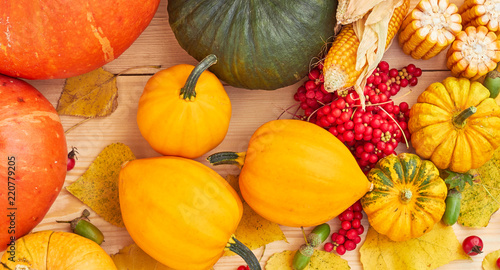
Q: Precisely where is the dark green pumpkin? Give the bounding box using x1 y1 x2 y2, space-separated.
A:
167 0 337 90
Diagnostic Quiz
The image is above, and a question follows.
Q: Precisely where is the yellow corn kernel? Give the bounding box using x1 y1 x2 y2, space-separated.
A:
446 26 500 80
323 0 409 92
398 0 462 60
459 0 500 33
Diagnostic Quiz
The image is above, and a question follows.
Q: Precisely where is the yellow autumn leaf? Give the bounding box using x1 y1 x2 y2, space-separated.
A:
224 175 287 256
66 142 136 227
56 67 118 117
265 250 350 270
482 249 500 270
459 148 500 227
112 243 174 270
360 222 470 270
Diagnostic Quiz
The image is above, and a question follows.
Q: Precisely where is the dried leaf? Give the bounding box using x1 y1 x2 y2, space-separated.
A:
224 175 287 256
66 143 136 227
56 67 118 117
459 149 500 227
265 250 350 270
482 249 500 270
360 222 471 270
112 243 174 270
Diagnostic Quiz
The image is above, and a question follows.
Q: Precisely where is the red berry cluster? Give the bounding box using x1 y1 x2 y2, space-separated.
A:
323 201 365 255
293 61 421 173
237 265 250 270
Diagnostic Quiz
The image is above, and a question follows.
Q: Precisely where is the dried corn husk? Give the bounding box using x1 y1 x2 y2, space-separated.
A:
337 0 387 25
354 0 407 108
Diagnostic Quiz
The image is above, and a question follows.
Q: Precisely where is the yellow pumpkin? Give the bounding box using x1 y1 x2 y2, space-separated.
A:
0 231 116 269
408 77 500 173
361 153 448 242
136 54 232 159
119 156 260 270
207 119 372 227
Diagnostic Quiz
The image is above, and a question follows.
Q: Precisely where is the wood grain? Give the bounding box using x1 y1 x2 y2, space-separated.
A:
4 0 499 269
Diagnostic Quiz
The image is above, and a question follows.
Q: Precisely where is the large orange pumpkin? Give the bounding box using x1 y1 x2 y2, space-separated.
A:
0 75 67 251
0 0 160 79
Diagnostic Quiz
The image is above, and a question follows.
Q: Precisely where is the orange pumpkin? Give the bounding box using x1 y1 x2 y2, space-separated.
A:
0 75 67 251
119 156 260 270
208 119 372 227
0 0 161 79
136 54 232 159
0 231 116 269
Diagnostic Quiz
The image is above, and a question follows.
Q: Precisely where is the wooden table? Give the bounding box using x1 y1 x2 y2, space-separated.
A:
16 0 500 269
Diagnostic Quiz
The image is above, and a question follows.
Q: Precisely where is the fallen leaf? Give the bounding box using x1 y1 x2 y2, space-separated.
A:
111 243 174 270
66 143 136 227
482 249 500 270
459 149 500 227
56 67 118 117
359 222 470 270
265 250 350 270
223 175 287 256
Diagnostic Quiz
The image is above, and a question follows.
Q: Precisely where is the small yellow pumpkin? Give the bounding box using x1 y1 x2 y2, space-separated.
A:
208 119 372 227
361 153 448 242
119 156 260 270
0 231 116 269
408 77 500 173
136 54 231 159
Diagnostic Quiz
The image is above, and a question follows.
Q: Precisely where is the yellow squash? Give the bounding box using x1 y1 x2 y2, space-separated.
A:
136 54 231 159
119 156 260 270
408 77 500 173
361 153 448 242
0 231 116 269
208 119 372 227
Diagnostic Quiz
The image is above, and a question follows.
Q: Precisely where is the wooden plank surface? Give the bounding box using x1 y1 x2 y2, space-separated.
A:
6 0 500 269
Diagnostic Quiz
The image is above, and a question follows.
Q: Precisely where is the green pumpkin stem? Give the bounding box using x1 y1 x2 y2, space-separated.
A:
226 235 261 270
207 152 246 168
180 54 217 100
453 106 477 128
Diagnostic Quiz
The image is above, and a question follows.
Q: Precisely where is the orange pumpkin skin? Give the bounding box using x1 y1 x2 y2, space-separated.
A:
0 75 67 251
239 119 371 227
119 157 243 269
137 58 231 159
0 0 160 79
0 231 117 269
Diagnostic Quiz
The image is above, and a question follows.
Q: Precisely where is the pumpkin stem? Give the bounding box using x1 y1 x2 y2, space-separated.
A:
453 106 477 128
400 189 413 203
180 54 217 100
226 235 262 270
206 152 246 168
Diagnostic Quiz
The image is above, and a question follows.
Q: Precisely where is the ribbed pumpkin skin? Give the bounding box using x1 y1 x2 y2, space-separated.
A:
0 0 160 79
361 153 447 242
0 76 67 251
167 0 337 90
0 231 117 269
408 77 500 173
239 119 371 227
137 63 231 158
119 157 243 270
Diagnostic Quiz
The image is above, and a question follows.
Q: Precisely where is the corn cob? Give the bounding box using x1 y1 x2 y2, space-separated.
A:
459 0 500 33
323 0 410 92
446 26 500 80
398 0 462 60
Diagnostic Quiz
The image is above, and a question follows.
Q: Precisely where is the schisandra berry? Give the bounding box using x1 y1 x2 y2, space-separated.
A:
324 242 334 252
